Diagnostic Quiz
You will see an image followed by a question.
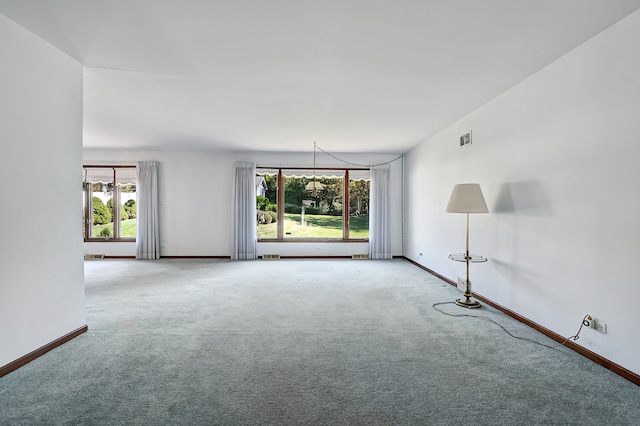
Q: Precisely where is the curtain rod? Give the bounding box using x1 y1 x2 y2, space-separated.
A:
257 166 369 170
83 165 136 168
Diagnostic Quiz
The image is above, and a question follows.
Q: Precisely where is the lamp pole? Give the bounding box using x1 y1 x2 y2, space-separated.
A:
455 212 481 308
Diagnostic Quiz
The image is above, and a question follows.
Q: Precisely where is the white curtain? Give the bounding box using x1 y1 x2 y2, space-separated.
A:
369 164 392 259
232 162 257 260
136 161 160 260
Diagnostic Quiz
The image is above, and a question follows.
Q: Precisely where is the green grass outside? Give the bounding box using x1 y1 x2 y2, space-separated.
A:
258 213 369 239
92 219 137 238
92 214 365 239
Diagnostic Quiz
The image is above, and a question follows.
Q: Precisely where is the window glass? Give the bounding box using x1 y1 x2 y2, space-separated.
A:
256 171 278 239
92 181 114 238
119 182 137 238
349 177 370 239
284 173 344 239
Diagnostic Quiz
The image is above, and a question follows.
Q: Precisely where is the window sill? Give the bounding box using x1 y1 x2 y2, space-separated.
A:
258 238 368 243
84 238 136 242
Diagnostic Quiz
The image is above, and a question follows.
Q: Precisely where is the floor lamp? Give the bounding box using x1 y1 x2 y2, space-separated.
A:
446 183 489 309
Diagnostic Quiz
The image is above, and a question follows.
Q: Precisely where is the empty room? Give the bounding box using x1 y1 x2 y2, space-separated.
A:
2 1 640 424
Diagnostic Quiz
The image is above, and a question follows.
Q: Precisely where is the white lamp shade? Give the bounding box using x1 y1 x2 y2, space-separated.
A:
446 183 489 213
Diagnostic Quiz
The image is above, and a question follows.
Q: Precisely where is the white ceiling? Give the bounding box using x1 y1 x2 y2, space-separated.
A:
2 1 640 153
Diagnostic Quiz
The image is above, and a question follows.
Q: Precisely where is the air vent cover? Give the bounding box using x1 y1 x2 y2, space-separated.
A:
84 254 105 260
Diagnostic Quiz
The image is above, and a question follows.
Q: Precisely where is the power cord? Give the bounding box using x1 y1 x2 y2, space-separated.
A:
561 314 592 345
432 302 590 349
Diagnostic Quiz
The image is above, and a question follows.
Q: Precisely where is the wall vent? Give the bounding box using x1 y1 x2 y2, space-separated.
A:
262 254 281 260
459 131 472 148
352 254 369 260
84 254 105 260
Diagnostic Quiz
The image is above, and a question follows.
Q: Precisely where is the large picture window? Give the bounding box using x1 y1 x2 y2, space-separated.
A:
256 168 369 241
83 166 137 241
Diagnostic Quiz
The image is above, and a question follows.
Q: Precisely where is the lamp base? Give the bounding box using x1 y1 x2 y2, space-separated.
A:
455 298 481 309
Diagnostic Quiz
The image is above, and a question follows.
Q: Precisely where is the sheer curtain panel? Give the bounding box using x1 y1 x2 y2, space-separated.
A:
369 164 392 259
232 162 257 260
136 161 160 259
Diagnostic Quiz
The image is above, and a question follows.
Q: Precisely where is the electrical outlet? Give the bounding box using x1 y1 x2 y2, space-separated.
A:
589 318 607 334
592 319 607 334
457 277 467 292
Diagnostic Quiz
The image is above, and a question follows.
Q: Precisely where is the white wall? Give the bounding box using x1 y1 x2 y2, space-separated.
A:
0 15 85 367
404 10 640 375
83 150 403 257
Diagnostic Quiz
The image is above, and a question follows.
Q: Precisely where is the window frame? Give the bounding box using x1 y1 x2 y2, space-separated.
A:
257 167 369 242
83 165 137 242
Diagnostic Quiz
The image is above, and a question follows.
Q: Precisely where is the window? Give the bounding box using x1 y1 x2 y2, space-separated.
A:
83 166 137 241
256 168 369 241
348 170 370 239
256 171 278 239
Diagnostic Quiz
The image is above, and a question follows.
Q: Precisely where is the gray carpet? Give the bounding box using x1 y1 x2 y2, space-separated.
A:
1 259 638 425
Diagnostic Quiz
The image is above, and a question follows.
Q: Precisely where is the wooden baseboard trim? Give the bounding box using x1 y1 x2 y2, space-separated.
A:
95 256 233 259
279 255 352 259
264 255 402 259
99 255 396 260
161 256 231 259
0 325 88 378
96 256 233 259
403 257 640 387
